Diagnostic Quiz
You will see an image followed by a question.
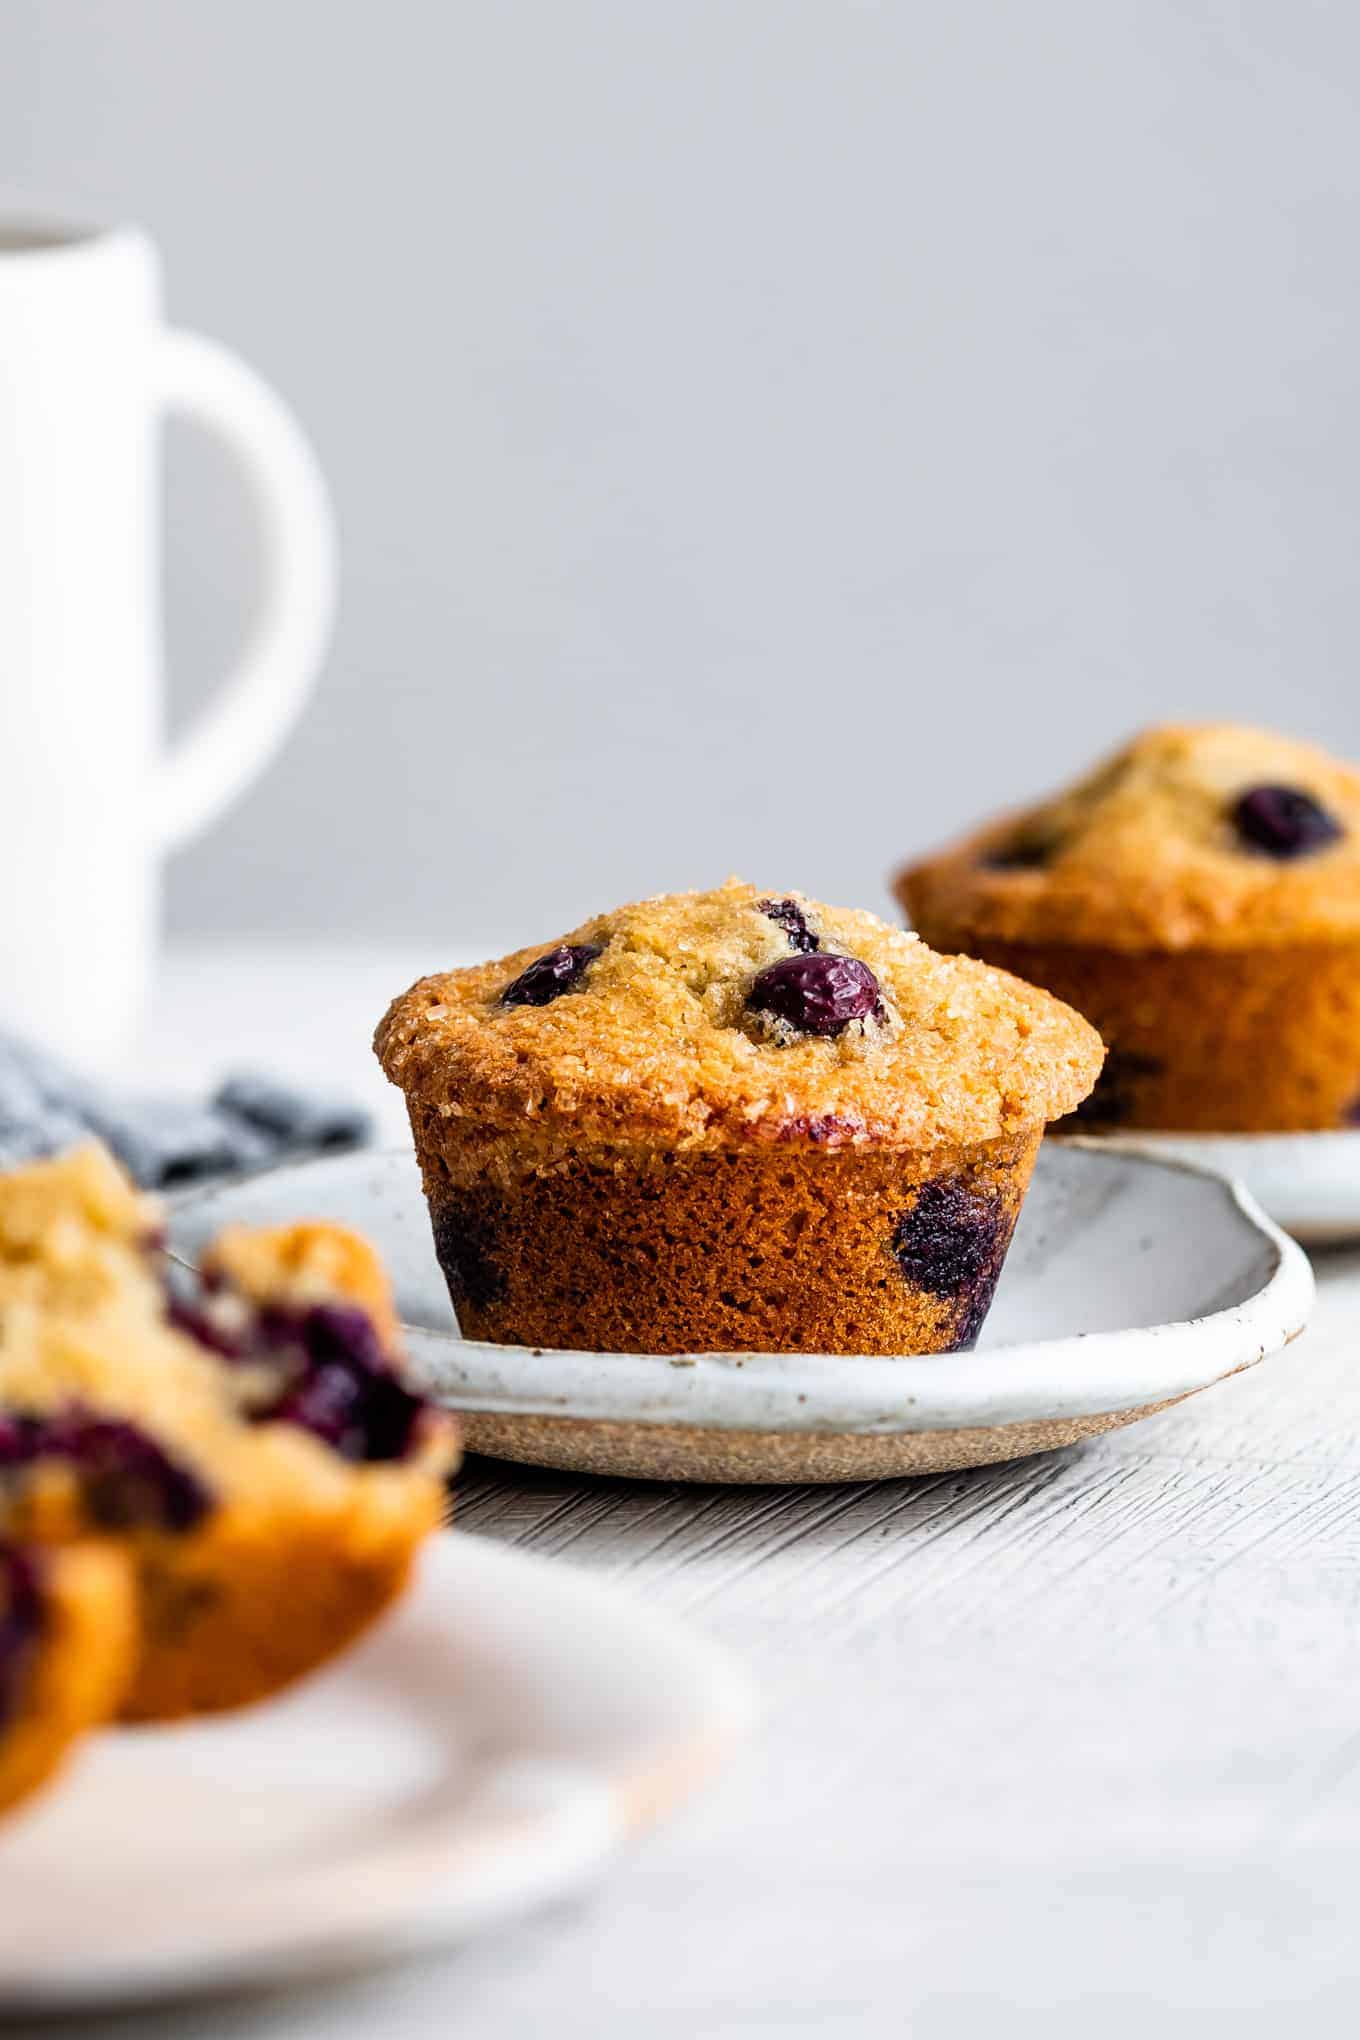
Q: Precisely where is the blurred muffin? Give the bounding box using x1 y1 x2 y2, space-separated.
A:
375 881 1101 1358
0 1145 459 1722
897 724 1360 1132
0 1539 136 1819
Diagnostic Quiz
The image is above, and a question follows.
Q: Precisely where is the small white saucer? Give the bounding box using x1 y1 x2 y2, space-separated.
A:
170 1143 1314 1484
0 1534 752 2012
1077 1128 1360 1246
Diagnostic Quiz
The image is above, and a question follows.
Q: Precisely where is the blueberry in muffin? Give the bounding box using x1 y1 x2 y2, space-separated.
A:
375 881 1102 1358
897 724 1360 1133
0 1538 136 1819
0 1144 459 1722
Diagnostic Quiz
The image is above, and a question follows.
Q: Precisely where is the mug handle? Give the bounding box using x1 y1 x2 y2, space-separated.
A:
151 330 338 852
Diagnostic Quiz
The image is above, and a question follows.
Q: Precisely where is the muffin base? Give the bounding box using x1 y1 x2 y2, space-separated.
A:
958 940 1360 1133
418 1130 1043 1357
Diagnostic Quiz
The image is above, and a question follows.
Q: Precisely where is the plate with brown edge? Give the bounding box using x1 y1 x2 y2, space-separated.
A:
168 1142 1313 1484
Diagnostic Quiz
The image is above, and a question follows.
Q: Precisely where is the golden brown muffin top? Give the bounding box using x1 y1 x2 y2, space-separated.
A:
374 880 1102 1153
899 724 1360 954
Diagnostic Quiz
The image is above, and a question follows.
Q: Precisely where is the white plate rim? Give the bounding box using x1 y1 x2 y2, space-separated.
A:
171 1143 1315 1438
0 1533 754 2011
1068 1126 1360 1247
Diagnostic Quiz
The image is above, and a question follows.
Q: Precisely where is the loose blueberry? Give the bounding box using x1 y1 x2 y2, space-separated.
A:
1232 785 1342 859
748 953 883 1038
759 898 819 953
1072 1048 1162 1129
0 1546 43 1730
500 944 602 1008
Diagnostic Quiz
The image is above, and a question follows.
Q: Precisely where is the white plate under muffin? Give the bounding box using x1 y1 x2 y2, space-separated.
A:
169 1142 1314 1484
0 1533 751 2012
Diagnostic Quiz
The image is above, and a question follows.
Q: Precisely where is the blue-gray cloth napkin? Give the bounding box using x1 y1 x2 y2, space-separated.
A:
0 1035 372 1189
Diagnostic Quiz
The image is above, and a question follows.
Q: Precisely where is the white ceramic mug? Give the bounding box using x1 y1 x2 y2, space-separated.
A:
0 220 336 1068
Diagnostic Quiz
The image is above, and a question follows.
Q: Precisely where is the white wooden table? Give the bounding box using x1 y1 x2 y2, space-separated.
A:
68 946 1360 2037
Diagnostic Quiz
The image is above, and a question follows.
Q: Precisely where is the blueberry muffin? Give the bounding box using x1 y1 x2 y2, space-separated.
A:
375 881 1102 1358
897 723 1360 1133
0 1539 136 1819
0 1144 459 1722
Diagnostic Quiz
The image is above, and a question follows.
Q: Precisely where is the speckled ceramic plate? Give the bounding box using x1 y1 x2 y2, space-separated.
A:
168 1142 1314 1484
1071 1129 1360 1246
0 1534 752 2012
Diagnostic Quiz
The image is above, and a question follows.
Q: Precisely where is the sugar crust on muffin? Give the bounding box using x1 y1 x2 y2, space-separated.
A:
375 879 1103 1157
899 724 1360 953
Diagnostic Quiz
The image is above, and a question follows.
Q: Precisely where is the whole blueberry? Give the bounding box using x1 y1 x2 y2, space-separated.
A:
1232 786 1342 859
759 898 819 953
748 952 883 1038
500 944 602 1008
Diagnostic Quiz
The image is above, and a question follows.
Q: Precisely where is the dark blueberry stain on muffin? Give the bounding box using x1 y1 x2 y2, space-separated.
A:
1071 1048 1163 1128
500 944 602 1008
0 1545 44 1729
166 1290 248 1361
891 1179 1010 1350
946 1282 1004 1354
252 1304 427 1463
759 898 819 952
1231 786 1343 859
748 953 883 1038
432 1200 506 1316
1342 1093 1360 1129
892 1180 1005 1295
981 828 1060 872
0 1409 212 1532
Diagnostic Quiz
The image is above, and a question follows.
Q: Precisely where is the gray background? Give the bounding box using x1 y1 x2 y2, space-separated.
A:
6 1 1360 950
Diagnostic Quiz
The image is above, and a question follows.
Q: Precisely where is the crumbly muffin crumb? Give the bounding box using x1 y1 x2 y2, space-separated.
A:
0 1146 458 1720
